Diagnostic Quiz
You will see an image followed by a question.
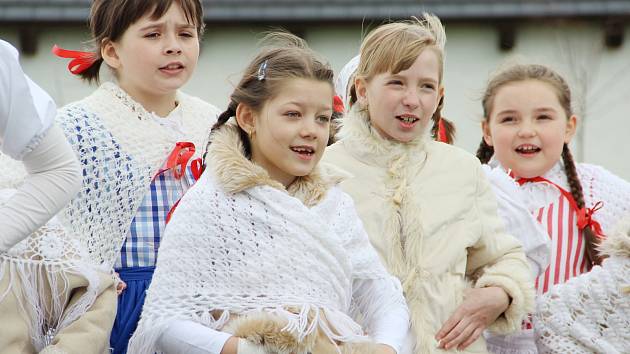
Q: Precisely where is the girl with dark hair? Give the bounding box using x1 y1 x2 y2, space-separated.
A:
128 32 409 354
52 0 220 352
477 63 630 353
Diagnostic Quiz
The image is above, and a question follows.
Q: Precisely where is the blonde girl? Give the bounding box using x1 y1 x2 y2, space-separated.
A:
53 0 220 352
128 33 409 354
323 15 534 354
477 64 630 353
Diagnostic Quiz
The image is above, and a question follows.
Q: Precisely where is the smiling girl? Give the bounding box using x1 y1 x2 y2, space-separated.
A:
477 63 630 353
128 32 409 354
53 1 220 352
323 15 534 353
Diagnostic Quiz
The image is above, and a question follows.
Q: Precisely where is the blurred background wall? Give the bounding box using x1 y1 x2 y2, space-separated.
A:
1 0 629 178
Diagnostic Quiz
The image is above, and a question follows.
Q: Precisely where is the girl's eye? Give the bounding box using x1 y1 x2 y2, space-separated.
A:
537 114 552 120
180 32 194 38
316 115 332 123
500 116 515 123
145 32 160 38
421 83 436 90
285 111 300 118
387 80 403 86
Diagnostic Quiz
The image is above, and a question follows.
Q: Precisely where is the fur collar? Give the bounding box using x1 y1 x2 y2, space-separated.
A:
206 121 345 207
600 214 630 258
336 105 428 167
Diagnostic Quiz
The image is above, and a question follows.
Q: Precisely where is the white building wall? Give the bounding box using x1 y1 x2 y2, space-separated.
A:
1 21 629 179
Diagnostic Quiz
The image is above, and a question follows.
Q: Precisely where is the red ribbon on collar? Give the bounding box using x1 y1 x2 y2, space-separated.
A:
160 142 207 224
51 45 98 75
516 176 605 238
155 142 196 180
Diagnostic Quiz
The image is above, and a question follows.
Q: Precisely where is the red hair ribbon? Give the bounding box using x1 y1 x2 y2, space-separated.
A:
577 201 604 237
517 176 605 238
51 45 98 75
437 118 448 143
333 95 344 114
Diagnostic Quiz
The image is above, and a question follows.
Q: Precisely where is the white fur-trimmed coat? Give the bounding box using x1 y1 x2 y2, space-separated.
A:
322 107 535 354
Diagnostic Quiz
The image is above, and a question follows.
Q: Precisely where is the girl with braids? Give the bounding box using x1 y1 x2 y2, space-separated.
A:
52 0 220 352
128 32 409 354
323 14 534 354
477 63 630 353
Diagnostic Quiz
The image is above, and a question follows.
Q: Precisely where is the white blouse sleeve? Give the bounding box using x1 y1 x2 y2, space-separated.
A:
156 320 233 354
0 40 81 251
0 124 82 251
0 40 56 160
482 165 551 278
352 277 410 354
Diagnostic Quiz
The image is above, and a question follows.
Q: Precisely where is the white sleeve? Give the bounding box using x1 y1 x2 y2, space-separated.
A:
0 124 81 251
482 165 551 278
0 40 56 160
156 320 233 354
352 277 410 354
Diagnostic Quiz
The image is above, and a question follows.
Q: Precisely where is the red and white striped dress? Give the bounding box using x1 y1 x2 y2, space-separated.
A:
531 192 590 295
485 161 630 354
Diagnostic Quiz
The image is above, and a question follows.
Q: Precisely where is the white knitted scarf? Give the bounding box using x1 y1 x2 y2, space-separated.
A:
0 156 101 351
55 82 219 270
129 123 390 354
534 215 630 354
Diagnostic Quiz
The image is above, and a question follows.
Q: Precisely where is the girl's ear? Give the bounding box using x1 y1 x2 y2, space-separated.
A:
354 77 369 107
101 38 121 69
564 114 577 144
482 120 493 146
235 103 256 135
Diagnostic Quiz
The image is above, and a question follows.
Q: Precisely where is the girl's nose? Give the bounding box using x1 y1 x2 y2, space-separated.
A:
401 87 420 108
517 120 537 137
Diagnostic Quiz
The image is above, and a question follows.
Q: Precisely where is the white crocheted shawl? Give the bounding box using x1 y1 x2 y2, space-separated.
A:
129 123 390 354
55 82 219 270
0 157 101 351
534 214 630 353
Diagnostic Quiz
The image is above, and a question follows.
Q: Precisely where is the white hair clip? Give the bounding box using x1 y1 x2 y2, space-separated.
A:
257 60 268 81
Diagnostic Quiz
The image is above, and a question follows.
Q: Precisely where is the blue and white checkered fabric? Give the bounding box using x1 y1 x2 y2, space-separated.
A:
115 165 196 268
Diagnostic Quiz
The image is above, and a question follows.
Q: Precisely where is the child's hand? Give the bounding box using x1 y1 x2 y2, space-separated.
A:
435 287 510 351
114 272 127 295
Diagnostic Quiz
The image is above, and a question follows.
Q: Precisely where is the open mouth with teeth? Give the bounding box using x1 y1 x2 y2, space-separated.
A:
396 114 419 128
515 144 541 155
160 63 184 71
290 146 315 159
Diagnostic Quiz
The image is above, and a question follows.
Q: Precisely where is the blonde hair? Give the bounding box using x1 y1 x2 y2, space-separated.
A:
350 14 455 143
354 14 446 88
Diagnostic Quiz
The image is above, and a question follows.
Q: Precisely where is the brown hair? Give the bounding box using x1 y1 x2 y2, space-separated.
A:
350 14 455 143
477 63 603 266
79 0 204 83
205 32 334 160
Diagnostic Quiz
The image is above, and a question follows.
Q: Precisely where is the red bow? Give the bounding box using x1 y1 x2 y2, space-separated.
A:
333 95 344 114
516 176 605 237
577 201 605 238
51 45 98 75
160 142 206 224
155 142 201 180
